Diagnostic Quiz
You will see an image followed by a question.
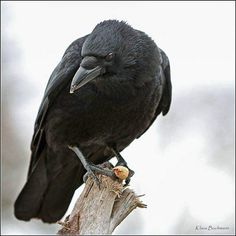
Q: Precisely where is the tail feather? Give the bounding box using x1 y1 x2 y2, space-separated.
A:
14 151 85 223
38 163 85 223
14 150 48 221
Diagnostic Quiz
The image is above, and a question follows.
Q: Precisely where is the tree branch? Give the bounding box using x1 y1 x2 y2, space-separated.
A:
57 163 146 235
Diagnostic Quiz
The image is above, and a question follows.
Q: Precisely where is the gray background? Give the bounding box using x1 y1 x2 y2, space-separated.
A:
2 1 235 235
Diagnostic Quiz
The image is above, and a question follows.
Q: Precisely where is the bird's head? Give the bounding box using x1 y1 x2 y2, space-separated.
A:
70 20 159 93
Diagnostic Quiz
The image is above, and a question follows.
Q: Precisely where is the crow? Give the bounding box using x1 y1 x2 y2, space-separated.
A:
14 20 172 223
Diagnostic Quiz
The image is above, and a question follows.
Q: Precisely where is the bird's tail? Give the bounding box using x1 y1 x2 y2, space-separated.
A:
14 150 85 223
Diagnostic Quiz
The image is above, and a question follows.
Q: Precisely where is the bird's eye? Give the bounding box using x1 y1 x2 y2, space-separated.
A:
105 52 114 62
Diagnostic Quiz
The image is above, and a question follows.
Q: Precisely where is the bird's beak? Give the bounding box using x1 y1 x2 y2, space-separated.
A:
70 65 103 93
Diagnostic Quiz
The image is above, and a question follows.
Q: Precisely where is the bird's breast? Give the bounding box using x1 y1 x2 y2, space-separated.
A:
46 80 161 149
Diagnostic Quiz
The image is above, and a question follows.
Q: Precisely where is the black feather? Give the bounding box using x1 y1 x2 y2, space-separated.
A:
14 20 172 223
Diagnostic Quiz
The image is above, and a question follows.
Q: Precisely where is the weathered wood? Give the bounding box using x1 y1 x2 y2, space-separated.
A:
57 164 146 235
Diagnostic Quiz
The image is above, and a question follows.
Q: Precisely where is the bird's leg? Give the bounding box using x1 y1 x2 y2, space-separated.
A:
68 145 114 188
110 147 135 186
68 145 100 187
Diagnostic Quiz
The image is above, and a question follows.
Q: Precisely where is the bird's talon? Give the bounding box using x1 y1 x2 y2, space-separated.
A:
124 177 131 187
86 169 101 188
129 169 135 177
83 172 89 183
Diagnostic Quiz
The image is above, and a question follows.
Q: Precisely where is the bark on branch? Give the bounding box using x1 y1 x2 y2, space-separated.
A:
57 163 146 235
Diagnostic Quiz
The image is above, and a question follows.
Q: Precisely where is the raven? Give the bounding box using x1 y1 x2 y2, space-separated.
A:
14 20 172 223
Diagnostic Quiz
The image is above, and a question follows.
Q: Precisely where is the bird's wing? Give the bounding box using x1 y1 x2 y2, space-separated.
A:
137 49 172 138
28 35 88 176
156 48 172 116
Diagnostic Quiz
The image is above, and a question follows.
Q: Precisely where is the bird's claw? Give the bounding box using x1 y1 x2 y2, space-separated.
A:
124 177 130 186
124 169 135 186
128 169 135 178
83 167 101 189
83 163 117 189
83 160 134 188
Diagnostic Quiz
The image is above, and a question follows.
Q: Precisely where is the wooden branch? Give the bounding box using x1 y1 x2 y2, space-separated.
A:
57 163 146 235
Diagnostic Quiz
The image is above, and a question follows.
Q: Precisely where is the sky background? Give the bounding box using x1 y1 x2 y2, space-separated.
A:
1 1 235 235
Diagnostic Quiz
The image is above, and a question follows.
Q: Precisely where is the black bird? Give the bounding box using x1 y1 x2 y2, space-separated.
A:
14 20 172 223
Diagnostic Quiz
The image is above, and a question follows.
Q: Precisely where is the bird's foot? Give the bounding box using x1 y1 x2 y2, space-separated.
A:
68 145 115 188
68 145 133 188
83 163 116 189
83 164 101 188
